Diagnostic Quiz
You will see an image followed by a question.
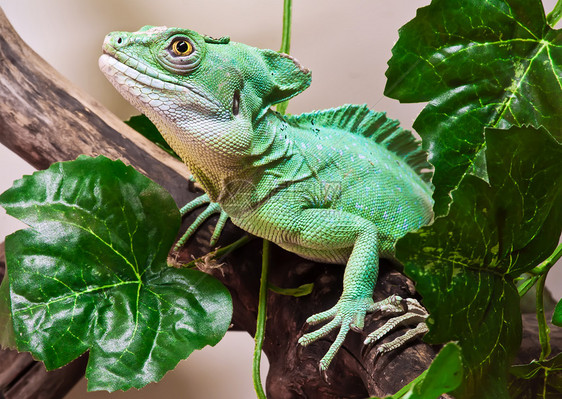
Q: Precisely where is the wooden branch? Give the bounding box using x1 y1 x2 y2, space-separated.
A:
0 8 189 204
0 349 87 399
0 6 559 398
202 246 439 398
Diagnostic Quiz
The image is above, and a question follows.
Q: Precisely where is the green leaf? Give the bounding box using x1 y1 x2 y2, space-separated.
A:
125 115 180 160
408 343 463 399
268 282 313 297
372 342 463 399
547 0 562 27
508 353 562 397
0 156 232 391
554 299 562 327
485 127 562 269
385 0 562 215
396 126 562 398
0 271 16 349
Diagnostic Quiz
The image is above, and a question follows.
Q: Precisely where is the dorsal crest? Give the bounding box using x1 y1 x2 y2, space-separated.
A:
284 104 433 183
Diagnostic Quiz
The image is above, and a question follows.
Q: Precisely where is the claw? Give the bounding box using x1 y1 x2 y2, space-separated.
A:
373 345 384 362
320 367 330 384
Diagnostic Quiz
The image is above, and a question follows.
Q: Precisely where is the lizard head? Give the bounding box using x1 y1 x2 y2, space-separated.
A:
99 26 311 162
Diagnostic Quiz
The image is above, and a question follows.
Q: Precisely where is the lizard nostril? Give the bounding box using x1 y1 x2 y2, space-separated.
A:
117 37 123 45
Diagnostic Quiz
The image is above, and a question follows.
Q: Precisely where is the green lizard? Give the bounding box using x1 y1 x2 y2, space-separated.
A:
99 26 434 371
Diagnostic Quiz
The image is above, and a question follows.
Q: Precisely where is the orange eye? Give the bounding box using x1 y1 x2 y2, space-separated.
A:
171 39 193 56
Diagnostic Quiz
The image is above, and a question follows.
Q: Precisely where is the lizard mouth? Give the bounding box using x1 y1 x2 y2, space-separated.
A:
99 48 223 111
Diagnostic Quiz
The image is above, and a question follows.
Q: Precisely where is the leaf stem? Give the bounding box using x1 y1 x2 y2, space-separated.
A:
517 274 540 297
547 0 562 27
530 242 562 276
518 242 562 296
253 239 270 399
536 272 551 361
279 0 292 54
276 0 293 115
253 4 293 393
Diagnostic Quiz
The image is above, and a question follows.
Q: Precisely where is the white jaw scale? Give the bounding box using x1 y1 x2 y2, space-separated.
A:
99 53 225 116
99 54 184 111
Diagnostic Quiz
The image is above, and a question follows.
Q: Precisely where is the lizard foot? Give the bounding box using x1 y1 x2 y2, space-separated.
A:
298 297 374 371
174 194 229 250
364 296 429 355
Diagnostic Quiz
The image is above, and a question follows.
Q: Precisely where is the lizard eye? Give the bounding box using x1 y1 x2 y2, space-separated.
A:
159 34 202 74
171 39 193 56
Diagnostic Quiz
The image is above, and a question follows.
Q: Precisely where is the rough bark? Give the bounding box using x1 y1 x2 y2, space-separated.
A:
0 6 559 399
0 9 190 204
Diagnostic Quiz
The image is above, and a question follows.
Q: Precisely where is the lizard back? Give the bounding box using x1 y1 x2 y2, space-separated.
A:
276 104 434 251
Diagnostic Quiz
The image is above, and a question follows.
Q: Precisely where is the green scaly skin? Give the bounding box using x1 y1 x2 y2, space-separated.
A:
99 26 434 371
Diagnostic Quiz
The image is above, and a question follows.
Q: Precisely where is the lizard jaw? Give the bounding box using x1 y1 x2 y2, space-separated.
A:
98 53 223 114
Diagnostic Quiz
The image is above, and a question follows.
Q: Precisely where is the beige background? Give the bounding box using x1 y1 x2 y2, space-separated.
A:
0 1 560 397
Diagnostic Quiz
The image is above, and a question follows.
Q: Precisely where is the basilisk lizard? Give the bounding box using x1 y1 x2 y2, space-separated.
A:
99 26 434 370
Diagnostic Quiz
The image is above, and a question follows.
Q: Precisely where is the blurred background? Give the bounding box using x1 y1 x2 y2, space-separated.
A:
0 0 560 397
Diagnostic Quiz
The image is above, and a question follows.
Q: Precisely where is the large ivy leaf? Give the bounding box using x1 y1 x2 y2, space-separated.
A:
0 156 232 391
385 0 562 215
396 126 562 398
508 353 562 398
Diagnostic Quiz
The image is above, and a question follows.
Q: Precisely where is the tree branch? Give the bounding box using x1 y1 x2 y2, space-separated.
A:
0 7 559 398
0 7 189 204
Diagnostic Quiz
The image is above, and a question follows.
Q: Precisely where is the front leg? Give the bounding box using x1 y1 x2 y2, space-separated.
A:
288 209 380 371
